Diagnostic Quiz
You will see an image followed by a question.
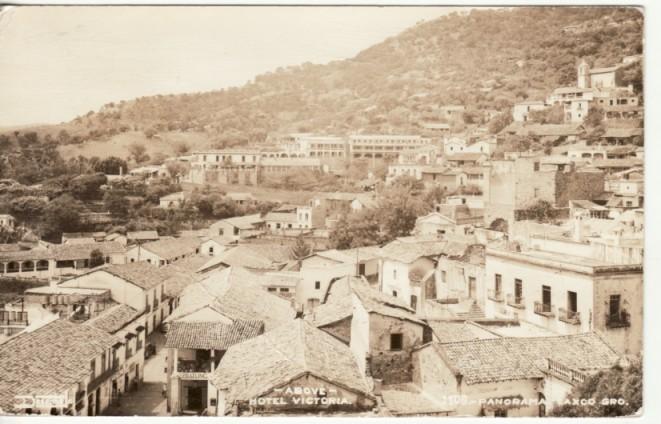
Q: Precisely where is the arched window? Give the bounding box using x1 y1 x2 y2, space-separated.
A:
36 260 49 271
22 261 35 272
6 262 19 273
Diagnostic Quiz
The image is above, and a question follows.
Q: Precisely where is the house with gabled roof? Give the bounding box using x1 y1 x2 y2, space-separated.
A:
163 266 295 415
298 246 381 311
207 319 376 416
0 319 120 416
316 276 432 385
126 236 201 267
58 261 173 335
85 303 147 400
197 243 295 275
380 238 454 312
411 333 620 417
208 214 266 241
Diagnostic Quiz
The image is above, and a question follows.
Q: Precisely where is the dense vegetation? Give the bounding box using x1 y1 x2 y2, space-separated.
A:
551 358 642 417
7 7 643 150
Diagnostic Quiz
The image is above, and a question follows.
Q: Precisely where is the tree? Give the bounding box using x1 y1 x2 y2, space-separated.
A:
488 112 513 134
174 141 191 156
212 197 238 219
584 106 605 129
377 185 426 241
551 358 642 417
89 249 105 268
128 142 150 163
522 200 556 223
329 209 382 249
104 191 130 218
69 173 108 201
292 235 313 259
95 156 129 175
41 194 84 242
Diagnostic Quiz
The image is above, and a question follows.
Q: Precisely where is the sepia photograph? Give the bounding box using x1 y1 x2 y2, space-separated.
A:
0 2 649 420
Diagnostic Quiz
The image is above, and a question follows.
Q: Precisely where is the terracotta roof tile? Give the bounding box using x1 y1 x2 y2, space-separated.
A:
209 320 373 413
0 319 119 412
165 320 264 350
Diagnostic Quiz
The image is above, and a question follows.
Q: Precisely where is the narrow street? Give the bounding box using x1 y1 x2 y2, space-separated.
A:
104 331 169 416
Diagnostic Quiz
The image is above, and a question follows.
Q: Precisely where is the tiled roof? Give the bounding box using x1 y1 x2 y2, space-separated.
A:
199 244 294 272
209 320 373 412
427 320 498 343
436 333 619 385
382 387 454 415
0 247 53 261
138 237 200 260
306 293 354 328
215 214 264 230
0 319 119 412
380 239 452 264
101 261 173 290
165 320 264 350
126 230 159 240
264 211 298 223
326 276 425 326
50 241 125 261
85 304 142 334
166 266 295 330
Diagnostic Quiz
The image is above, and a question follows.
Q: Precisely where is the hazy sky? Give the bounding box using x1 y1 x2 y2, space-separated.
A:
0 6 456 126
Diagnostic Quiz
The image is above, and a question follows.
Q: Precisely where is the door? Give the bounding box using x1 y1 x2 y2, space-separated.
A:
188 387 204 411
94 388 101 416
542 285 552 312
468 277 476 300
567 291 578 315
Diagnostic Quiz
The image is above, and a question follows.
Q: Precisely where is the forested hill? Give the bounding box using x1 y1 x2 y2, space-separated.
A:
13 7 643 149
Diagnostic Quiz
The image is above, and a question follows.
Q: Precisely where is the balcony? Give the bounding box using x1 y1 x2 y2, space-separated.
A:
534 301 556 318
176 359 212 373
559 308 581 325
606 311 631 328
546 358 587 385
506 294 525 309
87 363 117 392
487 289 504 303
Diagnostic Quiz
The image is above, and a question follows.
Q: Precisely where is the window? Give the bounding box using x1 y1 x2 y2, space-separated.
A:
280 288 289 293
314 281 321 290
267 288 277 292
209 247 214 255
233 227 239 236
393 269 397 280
609 294 621 321
534 188 539 198
218 228 224 236
358 263 366 276
410 295 418 310
515 279 523 301
441 271 447 283
392 290 398 298
534 162 540 172
567 291 578 313
390 333 403 351
90 359 96 379
542 285 552 307
494 274 502 294
468 277 476 299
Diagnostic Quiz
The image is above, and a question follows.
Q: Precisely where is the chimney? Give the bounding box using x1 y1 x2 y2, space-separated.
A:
573 215 584 243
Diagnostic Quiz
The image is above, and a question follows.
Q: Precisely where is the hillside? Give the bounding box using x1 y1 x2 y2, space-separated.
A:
5 7 644 159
